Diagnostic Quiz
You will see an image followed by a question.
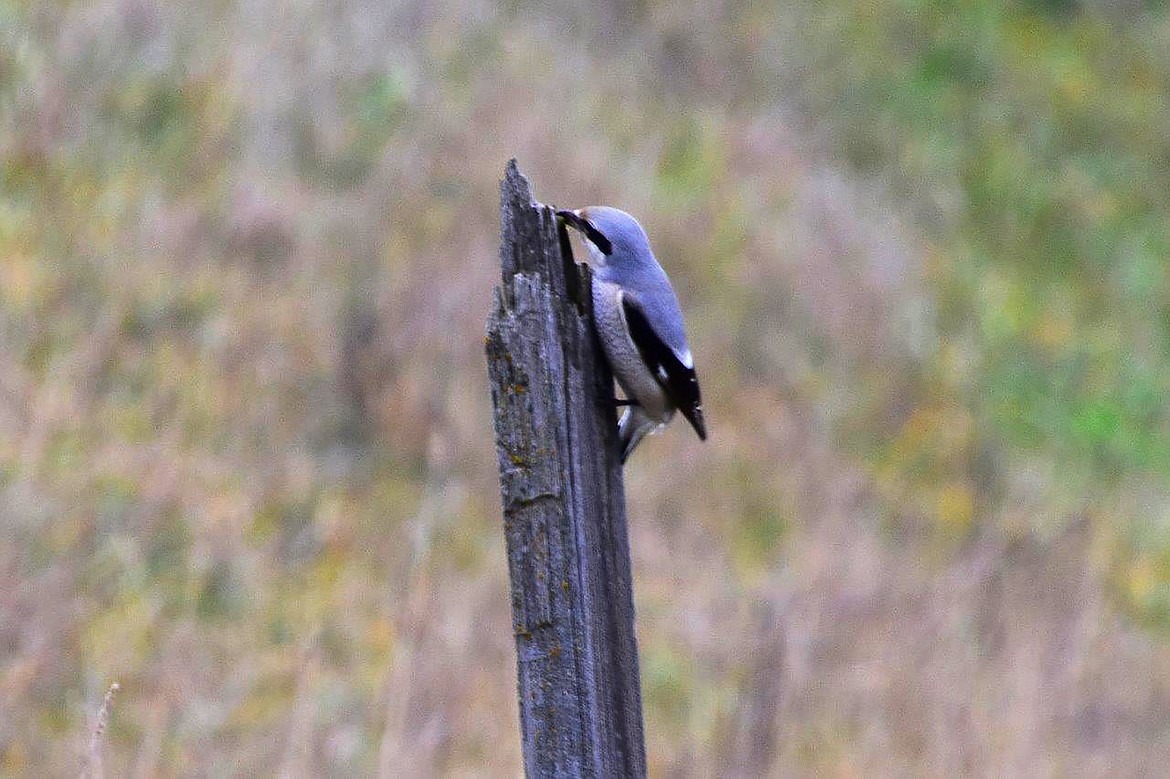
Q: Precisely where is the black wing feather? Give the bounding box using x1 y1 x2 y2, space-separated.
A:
621 295 707 440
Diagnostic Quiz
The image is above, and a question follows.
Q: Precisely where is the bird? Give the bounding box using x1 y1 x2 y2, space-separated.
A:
557 206 707 462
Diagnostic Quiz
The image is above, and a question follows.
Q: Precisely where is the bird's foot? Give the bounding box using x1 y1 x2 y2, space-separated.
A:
596 397 639 409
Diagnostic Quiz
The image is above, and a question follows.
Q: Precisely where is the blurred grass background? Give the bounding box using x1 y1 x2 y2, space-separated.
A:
3 0 1170 774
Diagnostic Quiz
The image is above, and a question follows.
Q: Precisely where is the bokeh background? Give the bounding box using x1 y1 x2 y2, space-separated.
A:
4 0 1170 774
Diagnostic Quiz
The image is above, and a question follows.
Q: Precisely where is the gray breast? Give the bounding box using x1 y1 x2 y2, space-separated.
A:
591 278 673 423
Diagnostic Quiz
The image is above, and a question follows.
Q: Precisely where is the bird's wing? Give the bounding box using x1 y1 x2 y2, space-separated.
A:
620 292 707 440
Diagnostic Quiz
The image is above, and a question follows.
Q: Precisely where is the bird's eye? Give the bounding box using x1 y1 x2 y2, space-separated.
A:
582 223 612 256
556 209 613 256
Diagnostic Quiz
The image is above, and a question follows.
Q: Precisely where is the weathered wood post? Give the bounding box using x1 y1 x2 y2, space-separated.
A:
485 160 647 777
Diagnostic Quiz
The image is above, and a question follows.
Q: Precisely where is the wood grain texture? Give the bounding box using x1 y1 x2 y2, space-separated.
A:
485 160 646 777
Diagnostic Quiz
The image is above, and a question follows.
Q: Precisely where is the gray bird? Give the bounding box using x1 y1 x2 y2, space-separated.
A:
557 206 707 462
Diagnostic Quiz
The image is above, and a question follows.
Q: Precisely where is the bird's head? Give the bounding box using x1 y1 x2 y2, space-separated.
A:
556 206 652 269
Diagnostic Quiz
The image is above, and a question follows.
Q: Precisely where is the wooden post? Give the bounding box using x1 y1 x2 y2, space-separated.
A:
485 160 647 777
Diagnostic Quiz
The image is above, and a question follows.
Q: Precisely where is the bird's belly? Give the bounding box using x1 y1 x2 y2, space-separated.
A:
592 279 673 423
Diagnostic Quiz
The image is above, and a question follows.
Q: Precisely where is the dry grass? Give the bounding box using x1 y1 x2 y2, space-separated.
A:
82 682 119 779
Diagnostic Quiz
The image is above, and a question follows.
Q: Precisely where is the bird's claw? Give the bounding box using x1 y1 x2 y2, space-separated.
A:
595 397 638 410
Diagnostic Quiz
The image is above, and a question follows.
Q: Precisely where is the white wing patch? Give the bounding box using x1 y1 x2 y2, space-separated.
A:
677 348 694 369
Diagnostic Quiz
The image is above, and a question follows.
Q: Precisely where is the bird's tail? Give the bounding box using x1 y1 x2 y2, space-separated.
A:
618 406 662 463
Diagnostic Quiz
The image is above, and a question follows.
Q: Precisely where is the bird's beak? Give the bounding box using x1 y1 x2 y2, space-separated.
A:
556 209 588 232
555 209 612 255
